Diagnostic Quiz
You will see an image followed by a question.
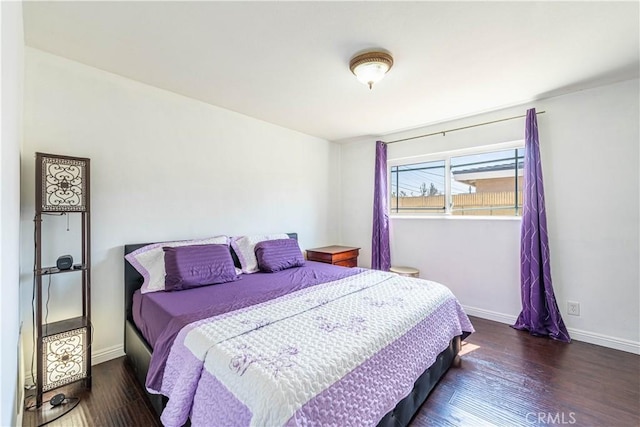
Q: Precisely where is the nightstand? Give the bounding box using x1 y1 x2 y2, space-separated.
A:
306 245 360 268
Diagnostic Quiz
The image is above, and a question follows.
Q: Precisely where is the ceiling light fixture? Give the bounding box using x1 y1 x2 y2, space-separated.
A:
349 51 394 90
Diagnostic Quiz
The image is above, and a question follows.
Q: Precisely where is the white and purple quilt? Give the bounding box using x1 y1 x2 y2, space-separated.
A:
151 269 473 426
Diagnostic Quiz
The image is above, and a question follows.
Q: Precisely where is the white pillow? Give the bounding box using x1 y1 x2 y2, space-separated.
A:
126 236 229 294
230 234 290 274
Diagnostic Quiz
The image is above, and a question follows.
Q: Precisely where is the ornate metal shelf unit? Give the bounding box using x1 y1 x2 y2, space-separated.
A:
34 152 91 407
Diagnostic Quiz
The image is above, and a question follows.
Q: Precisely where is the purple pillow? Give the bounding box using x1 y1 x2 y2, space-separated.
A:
255 239 305 273
163 244 239 291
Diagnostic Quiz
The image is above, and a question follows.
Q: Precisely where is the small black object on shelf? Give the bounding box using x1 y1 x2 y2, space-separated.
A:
56 255 73 270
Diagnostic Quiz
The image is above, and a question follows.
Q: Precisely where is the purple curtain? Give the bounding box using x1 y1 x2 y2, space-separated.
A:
512 109 570 342
371 140 391 270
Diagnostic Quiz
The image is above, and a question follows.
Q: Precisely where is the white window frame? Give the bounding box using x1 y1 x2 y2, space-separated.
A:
388 140 525 218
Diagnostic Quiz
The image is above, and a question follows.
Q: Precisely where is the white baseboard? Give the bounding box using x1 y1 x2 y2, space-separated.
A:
92 344 125 365
24 344 125 386
462 305 518 325
462 305 640 355
565 328 640 355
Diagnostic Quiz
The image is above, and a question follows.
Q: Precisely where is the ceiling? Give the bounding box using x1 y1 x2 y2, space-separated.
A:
23 1 639 142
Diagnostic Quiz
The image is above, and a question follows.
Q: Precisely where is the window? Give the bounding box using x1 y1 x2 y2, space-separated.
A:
389 143 524 217
390 160 446 213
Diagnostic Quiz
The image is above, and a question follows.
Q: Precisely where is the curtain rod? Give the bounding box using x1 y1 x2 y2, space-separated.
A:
383 110 546 145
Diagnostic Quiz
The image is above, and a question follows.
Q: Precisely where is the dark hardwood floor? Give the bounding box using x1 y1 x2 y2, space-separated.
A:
414 318 639 426
23 317 639 426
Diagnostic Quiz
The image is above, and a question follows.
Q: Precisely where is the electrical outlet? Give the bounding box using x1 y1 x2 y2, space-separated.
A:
567 301 580 316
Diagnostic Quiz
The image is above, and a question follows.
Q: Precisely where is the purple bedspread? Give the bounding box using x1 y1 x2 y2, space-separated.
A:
132 261 362 392
133 263 474 426
155 269 474 426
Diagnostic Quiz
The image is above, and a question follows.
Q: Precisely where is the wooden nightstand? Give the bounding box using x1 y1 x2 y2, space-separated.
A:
306 245 360 268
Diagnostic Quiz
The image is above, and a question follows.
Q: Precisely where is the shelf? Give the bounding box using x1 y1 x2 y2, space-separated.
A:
36 265 87 275
43 316 89 337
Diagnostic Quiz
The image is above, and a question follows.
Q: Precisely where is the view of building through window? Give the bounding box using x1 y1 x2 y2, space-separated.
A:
390 147 524 216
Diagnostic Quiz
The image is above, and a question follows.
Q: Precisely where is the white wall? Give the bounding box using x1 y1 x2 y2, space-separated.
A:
21 48 341 370
1 1 24 425
340 79 640 353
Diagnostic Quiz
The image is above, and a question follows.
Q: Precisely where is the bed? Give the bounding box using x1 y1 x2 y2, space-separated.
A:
124 234 473 426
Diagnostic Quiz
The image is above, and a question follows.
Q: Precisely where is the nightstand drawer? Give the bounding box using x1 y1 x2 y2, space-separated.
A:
334 258 358 268
306 245 360 267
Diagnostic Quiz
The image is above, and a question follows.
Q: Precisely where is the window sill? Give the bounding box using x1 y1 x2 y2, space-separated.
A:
389 214 522 221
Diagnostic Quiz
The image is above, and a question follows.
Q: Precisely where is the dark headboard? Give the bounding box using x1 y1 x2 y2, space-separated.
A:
124 233 298 322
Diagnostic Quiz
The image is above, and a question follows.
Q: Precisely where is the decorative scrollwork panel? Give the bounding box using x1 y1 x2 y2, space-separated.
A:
40 156 87 212
42 327 87 391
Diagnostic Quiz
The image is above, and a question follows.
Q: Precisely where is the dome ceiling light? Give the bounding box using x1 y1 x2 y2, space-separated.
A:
349 51 394 90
